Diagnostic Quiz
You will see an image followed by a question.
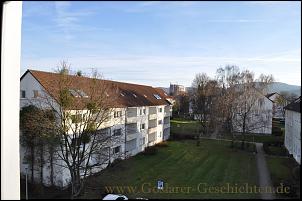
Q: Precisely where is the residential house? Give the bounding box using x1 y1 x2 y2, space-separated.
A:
20 69 172 187
266 92 289 120
284 97 301 164
232 87 273 134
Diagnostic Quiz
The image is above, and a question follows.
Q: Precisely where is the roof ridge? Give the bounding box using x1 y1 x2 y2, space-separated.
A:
28 69 155 89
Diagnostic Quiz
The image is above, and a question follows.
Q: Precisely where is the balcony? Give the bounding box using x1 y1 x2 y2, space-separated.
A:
148 127 157 134
149 113 157 120
126 123 138 134
126 133 137 141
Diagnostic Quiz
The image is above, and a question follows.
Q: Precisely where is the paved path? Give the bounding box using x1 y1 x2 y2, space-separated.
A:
255 143 275 199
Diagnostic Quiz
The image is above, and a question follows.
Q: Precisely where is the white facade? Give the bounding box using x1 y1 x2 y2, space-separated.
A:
233 92 273 134
19 71 171 188
284 110 301 164
267 93 288 119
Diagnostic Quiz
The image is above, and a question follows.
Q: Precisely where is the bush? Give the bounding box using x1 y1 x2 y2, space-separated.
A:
155 141 168 147
263 142 289 156
110 158 123 167
142 146 158 155
171 133 196 141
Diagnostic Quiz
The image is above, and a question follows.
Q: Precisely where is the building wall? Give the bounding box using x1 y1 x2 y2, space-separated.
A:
284 110 301 164
233 95 273 134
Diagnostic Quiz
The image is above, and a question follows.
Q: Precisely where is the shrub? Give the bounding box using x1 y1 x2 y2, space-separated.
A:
142 146 158 155
155 141 168 147
110 158 123 167
171 133 196 141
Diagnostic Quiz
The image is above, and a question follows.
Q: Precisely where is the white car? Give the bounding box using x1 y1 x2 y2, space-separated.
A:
102 194 128 200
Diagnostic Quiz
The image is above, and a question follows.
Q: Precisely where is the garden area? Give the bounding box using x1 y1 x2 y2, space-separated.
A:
81 139 260 199
266 156 300 198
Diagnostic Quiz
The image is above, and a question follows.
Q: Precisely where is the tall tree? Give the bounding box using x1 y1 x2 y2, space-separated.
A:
231 71 274 148
191 73 220 138
20 105 57 185
38 62 123 197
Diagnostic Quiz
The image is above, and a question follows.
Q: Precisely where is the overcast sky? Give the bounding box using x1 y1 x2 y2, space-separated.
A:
21 1 301 87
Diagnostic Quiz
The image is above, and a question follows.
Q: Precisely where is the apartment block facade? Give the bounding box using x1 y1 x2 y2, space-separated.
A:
20 70 171 187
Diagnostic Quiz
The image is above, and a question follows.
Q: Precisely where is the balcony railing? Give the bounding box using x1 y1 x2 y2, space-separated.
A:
148 127 157 134
148 113 157 120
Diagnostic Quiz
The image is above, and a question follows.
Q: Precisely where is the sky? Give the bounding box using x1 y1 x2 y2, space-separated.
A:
21 1 301 87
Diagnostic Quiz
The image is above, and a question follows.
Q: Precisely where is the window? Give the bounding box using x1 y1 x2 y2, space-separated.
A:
76 89 88 98
158 120 162 125
114 111 122 118
159 108 162 112
143 109 146 114
141 123 145 130
33 90 39 98
133 93 137 98
120 93 125 97
153 94 161 99
69 89 80 97
21 90 26 98
113 128 122 136
140 109 142 115
113 146 121 154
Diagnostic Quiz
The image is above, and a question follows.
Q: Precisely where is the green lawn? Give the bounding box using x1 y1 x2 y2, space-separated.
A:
171 118 284 144
82 140 260 199
266 156 300 199
170 119 201 136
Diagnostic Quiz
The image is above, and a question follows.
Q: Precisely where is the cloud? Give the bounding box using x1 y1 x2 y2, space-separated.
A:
53 1 97 40
21 50 301 87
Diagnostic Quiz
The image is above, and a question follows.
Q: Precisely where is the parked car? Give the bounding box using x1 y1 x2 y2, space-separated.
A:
102 194 128 200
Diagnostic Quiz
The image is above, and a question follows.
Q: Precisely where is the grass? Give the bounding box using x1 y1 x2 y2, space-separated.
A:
170 118 201 136
81 139 260 199
171 118 285 144
266 156 300 199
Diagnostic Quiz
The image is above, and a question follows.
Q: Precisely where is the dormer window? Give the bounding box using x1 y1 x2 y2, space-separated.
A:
69 89 81 97
76 89 88 98
69 89 88 98
153 94 161 99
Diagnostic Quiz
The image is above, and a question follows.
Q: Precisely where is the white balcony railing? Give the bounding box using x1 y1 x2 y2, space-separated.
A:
148 113 157 120
148 127 157 134
126 132 138 141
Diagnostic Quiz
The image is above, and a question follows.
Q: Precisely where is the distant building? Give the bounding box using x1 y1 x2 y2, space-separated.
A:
284 97 301 164
266 92 289 119
169 83 186 96
232 88 273 134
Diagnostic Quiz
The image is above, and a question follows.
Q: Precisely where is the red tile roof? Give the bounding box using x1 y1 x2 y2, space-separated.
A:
21 69 170 108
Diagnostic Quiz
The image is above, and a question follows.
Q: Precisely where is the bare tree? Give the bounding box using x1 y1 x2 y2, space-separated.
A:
191 73 220 138
35 61 124 197
231 71 274 148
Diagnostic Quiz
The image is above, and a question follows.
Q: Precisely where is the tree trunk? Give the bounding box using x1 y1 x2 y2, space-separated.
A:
49 146 54 186
30 145 35 183
40 145 44 185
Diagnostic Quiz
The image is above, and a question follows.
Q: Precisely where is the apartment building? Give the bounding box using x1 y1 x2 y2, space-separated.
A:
20 69 171 187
